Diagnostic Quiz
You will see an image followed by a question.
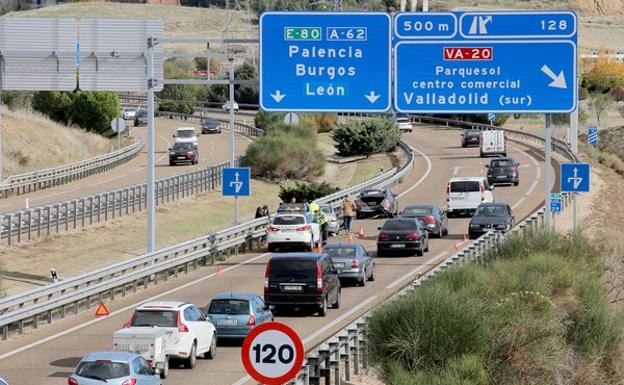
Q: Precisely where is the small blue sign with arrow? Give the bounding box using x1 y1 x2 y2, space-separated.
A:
560 163 590 193
222 167 251 197
588 126 598 145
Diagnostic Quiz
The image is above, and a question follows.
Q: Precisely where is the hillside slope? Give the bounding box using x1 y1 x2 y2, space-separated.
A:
3 109 110 177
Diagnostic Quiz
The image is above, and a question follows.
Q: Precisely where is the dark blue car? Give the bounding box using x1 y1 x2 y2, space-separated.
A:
205 292 273 339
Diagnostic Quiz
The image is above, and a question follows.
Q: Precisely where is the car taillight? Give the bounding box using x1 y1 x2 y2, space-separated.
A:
247 314 256 326
121 380 137 385
316 262 324 293
423 216 435 224
68 378 79 385
296 225 310 231
378 232 390 240
146 360 153 367
177 311 189 333
406 232 421 239
268 226 280 232
446 184 450 201
187 151 194 157
487 168 493 174
355 199 365 207
264 261 271 290
351 259 359 268
511 167 518 173
123 311 137 328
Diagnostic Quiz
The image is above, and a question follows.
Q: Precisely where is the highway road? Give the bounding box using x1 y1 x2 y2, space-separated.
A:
0 118 251 214
0 124 554 385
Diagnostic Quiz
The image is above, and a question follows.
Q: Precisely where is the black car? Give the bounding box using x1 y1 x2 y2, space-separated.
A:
355 188 399 219
468 203 514 239
133 109 148 127
377 218 429 257
168 142 198 166
486 157 520 186
264 253 341 316
399 204 448 238
201 118 222 134
461 129 482 147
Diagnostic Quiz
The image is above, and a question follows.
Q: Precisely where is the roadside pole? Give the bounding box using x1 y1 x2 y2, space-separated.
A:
422 0 428 11
228 55 238 225
570 105 578 153
146 36 156 252
544 114 552 229
572 192 577 236
0 64 3 182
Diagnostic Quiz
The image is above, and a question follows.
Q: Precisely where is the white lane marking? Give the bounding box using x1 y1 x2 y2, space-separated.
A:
0 252 272 361
398 145 433 199
511 197 526 210
451 166 461 176
385 251 449 289
525 180 539 197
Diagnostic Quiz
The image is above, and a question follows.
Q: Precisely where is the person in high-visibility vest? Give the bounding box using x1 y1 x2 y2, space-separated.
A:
313 208 328 245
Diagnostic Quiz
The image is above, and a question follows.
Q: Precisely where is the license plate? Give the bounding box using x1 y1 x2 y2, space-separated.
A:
391 244 405 248
218 319 237 326
281 228 294 232
283 285 303 291
497 175 506 179
177 156 186 159
334 263 344 268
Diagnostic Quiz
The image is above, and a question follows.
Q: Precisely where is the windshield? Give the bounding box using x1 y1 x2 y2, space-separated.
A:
273 215 305 225
203 119 219 126
177 130 195 138
172 143 195 151
76 361 130 380
320 206 333 215
137 110 147 118
491 159 514 167
475 206 508 217
208 299 249 315
402 207 432 217
450 181 480 193
466 130 481 137
396 118 409 123
131 310 177 327
382 221 418 231
269 260 316 280
324 247 357 259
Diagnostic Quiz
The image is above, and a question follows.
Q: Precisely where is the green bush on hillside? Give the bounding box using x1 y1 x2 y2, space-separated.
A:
332 118 399 157
278 181 339 203
254 110 284 131
158 101 194 115
68 91 120 135
32 91 73 123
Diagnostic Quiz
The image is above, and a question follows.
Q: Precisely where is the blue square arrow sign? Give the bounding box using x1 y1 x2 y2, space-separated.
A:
260 12 391 112
560 163 590 193
222 167 251 197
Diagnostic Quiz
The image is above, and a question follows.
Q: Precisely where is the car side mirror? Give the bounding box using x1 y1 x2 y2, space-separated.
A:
490 186 495 191
168 148 171 151
172 134 176 138
267 305 275 311
377 226 382 231
484 164 489 168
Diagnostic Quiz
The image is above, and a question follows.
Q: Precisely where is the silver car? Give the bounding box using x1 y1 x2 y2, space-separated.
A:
68 352 160 385
319 204 340 235
121 107 137 120
0 378 9 385
322 242 375 286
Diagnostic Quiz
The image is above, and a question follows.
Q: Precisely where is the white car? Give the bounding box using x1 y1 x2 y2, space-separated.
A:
123 301 217 369
267 213 321 252
396 117 413 133
222 101 239 112
446 177 494 217
173 127 199 147
121 107 137 120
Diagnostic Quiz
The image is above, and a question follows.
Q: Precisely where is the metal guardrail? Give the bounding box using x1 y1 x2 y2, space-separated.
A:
0 131 414 340
285 115 580 385
0 139 144 198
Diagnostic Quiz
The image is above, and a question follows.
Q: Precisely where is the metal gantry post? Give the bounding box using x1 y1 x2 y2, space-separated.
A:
146 35 157 253
228 54 239 225
544 114 552 229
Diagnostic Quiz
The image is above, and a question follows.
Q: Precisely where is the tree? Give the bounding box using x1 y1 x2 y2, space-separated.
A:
69 91 120 134
332 118 399 157
582 54 624 93
587 92 615 124
32 91 73 124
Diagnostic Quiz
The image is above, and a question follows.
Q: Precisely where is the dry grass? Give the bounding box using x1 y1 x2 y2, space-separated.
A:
2 109 111 176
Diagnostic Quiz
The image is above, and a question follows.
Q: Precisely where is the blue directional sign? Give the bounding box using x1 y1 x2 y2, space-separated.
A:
588 126 598 145
550 200 562 213
259 12 391 112
458 11 577 39
222 167 251 197
560 163 590 193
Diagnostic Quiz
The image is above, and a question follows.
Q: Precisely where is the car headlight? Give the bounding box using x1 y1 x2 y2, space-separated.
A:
469 223 478 228
169 151 175 155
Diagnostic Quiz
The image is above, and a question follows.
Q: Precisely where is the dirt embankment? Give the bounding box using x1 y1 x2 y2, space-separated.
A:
572 0 624 15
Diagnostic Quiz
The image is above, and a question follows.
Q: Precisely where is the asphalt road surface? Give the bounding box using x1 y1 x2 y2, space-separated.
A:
0 124 554 385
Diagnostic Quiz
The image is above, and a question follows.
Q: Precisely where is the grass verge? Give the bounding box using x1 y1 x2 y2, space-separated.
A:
368 230 624 385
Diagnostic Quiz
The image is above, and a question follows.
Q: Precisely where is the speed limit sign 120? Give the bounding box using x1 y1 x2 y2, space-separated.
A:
241 322 305 385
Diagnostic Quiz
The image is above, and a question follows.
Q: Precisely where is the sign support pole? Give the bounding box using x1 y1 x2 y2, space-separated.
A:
572 192 577 236
228 55 238 225
0 60 3 183
570 105 578 153
544 113 552 229
146 36 156 253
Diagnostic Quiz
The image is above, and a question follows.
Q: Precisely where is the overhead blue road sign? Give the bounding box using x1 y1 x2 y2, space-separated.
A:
458 11 577 39
394 40 577 113
223 167 251 197
259 12 391 112
588 126 598 145
394 13 458 39
560 163 590 193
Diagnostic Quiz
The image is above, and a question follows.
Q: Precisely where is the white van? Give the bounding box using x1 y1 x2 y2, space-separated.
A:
173 127 198 147
480 130 506 157
446 177 494 217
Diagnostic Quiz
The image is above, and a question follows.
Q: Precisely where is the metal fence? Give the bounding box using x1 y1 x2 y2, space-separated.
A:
0 139 144 198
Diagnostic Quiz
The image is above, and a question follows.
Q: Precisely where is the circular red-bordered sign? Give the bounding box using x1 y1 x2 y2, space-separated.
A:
241 322 305 385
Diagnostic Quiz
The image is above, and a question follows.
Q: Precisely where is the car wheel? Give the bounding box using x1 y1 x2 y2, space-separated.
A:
368 267 375 281
479 151 484 158
332 290 341 309
514 181 519 186
204 333 217 359
184 342 197 369
169 161 174 166
416 245 424 257
160 356 169 379
358 270 366 286
318 296 327 316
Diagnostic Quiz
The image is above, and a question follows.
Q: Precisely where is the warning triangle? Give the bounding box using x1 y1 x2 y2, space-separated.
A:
95 303 110 317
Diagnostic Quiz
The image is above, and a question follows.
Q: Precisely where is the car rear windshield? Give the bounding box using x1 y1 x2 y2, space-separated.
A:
450 181 480 192
76 361 130 380
177 130 195 138
324 248 357 259
491 159 514 167
475 206 508 217
466 130 481 137
172 143 195 150
203 120 219 126
269 260 316 280
131 310 178 327
273 215 305 225
382 221 417 231
208 299 250 315
402 207 433 216
137 110 147 117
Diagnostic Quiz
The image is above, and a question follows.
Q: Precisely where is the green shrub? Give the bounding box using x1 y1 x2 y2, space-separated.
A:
158 101 194 115
278 181 339 203
32 91 73 124
3 91 34 110
68 91 120 135
254 110 284 131
332 118 399 157
301 113 338 133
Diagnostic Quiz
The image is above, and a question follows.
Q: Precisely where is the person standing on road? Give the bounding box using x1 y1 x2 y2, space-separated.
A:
261 205 270 217
255 207 264 219
314 208 329 245
341 196 357 234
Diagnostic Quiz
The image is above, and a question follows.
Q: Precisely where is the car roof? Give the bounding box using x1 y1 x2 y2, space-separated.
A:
212 292 258 300
478 202 508 207
177 127 195 131
383 218 418 223
404 204 437 209
274 212 306 217
137 301 187 310
490 157 514 161
82 351 139 362
323 242 359 249
449 177 485 182
269 253 326 261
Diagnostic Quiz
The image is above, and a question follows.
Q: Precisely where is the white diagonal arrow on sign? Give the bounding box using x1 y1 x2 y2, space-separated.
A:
541 65 567 89
271 90 286 102
364 91 380 103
